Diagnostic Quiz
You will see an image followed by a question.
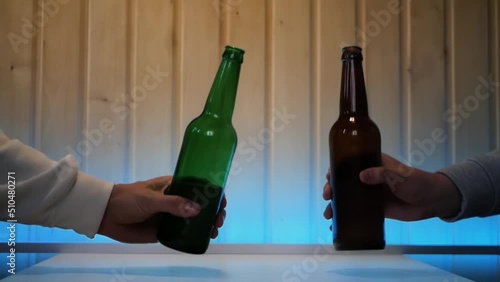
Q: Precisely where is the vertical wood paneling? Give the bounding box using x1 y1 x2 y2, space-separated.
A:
179 0 220 133
173 0 183 166
264 0 275 244
180 0 221 241
317 0 356 243
127 0 137 182
450 0 490 163
310 0 320 243
33 0 44 151
448 0 497 247
270 0 311 243
0 0 35 244
0 0 499 252
0 0 34 144
491 0 500 150
491 0 500 273
36 0 90 242
86 0 128 183
362 0 408 245
404 0 453 246
225 0 267 243
80 0 90 173
133 0 174 181
362 0 402 161
406 0 447 172
40 0 83 162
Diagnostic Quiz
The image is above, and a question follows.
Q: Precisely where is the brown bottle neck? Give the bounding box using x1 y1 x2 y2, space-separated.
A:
339 57 369 117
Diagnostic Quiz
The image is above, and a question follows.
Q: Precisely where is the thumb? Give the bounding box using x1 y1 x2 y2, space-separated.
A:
359 167 387 184
148 194 201 217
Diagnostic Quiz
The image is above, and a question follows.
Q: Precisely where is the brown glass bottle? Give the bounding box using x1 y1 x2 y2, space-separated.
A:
329 46 385 250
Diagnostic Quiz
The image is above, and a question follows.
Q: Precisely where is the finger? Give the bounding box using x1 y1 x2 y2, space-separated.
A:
323 204 332 219
359 167 387 185
128 216 161 243
220 195 227 209
385 201 431 221
215 209 226 228
145 176 173 192
146 194 201 217
326 168 331 180
106 220 159 244
323 182 332 201
211 227 219 239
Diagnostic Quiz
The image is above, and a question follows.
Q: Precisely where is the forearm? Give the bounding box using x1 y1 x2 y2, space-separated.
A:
0 131 114 238
438 150 500 221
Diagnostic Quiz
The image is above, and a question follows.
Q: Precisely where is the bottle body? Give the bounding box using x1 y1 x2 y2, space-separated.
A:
329 117 385 250
157 117 236 254
157 46 244 254
328 46 385 250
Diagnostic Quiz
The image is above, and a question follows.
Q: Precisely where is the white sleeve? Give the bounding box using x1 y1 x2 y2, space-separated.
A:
0 131 114 238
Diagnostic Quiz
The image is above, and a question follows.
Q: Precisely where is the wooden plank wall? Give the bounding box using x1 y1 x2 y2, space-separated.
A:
0 0 499 250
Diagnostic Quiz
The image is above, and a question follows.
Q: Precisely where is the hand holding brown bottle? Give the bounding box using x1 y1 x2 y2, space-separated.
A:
323 153 463 222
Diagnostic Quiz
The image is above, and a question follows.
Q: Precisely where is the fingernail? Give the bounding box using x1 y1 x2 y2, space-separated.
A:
360 170 370 182
184 202 201 213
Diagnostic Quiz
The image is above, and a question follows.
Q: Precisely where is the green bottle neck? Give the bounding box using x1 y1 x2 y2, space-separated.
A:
202 58 242 122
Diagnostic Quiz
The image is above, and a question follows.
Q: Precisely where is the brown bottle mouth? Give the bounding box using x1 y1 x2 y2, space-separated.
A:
341 46 363 61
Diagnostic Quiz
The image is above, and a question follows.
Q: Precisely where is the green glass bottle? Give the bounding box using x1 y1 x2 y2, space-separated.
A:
157 46 244 254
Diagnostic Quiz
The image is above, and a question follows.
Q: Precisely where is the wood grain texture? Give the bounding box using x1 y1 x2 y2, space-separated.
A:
270 0 312 244
317 0 357 245
361 0 408 245
403 0 453 246
0 0 498 248
39 0 83 162
490 0 500 151
85 0 128 183
0 0 34 145
405 0 447 172
223 0 268 243
133 0 174 182
447 0 497 248
449 0 490 164
0 0 35 244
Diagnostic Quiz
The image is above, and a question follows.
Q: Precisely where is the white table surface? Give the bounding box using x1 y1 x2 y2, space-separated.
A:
1 253 471 282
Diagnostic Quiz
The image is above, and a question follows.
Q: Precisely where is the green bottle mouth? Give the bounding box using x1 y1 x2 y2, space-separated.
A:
223 45 245 63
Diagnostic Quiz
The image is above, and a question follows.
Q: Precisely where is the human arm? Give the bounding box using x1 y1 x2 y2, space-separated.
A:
438 150 500 221
0 130 114 238
0 131 227 243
